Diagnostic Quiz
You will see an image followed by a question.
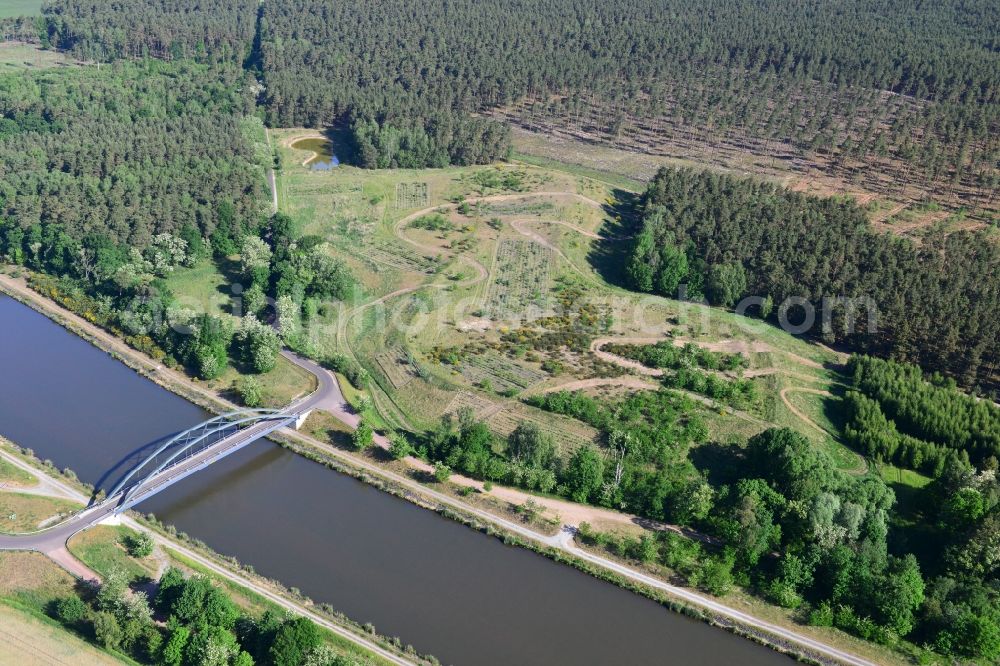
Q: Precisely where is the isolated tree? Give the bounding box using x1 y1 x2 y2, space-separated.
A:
388 433 412 459
434 462 452 482
352 421 374 451
270 617 321 666
239 376 264 408
507 421 555 469
124 531 154 558
565 445 604 503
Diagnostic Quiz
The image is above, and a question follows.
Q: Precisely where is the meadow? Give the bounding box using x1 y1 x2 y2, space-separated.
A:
258 130 859 471
0 0 43 18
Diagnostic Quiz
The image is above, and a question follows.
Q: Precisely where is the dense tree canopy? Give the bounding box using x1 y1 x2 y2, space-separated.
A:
844 355 1000 475
0 60 265 249
42 0 259 62
254 0 999 196
627 167 1000 387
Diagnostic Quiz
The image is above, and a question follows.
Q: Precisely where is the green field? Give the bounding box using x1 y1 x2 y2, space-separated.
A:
0 457 34 486
0 492 80 534
0 42 73 71
0 0 43 17
158 129 857 473
67 524 159 581
162 258 232 318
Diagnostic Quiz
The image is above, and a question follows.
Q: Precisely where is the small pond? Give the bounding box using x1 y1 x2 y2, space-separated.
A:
292 137 339 170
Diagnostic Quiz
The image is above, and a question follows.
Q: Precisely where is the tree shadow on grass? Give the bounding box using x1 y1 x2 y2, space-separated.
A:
821 382 850 436
587 188 642 287
688 440 745 487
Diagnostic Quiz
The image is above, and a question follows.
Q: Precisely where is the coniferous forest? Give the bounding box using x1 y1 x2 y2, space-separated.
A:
252 0 998 208
626 167 1000 388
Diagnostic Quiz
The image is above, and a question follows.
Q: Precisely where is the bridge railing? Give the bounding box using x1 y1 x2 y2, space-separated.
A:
107 409 295 503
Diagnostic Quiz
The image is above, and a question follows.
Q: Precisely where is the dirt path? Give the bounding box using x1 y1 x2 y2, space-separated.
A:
589 337 668 376
742 367 831 384
870 202 908 225
264 128 279 214
779 387 833 435
508 219 600 283
523 376 661 398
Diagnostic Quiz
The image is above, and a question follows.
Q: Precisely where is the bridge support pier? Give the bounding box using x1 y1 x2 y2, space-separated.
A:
294 410 312 430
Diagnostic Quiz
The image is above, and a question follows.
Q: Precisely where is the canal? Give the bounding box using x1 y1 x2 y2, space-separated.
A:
0 295 790 666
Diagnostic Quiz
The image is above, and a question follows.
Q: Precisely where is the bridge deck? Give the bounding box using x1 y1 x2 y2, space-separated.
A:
0 414 295 552
117 415 295 513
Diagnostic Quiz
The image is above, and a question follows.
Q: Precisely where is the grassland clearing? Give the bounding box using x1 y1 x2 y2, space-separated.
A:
0 551 123 664
0 492 80 534
162 257 231 318
0 41 74 70
0 551 76 611
200 352 316 408
0 601 126 666
0 456 35 486
165 128 861 495
67 525 160 581
0 0 43 17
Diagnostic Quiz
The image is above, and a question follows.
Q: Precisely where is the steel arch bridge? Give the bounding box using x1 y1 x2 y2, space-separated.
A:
106 409 298 514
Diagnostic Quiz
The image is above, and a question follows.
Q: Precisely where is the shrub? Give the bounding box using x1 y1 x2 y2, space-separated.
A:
352 422 374 451
54 595 89 625
238 376 263 408
808 602 835 627
123 531 154 558
388 433 412 459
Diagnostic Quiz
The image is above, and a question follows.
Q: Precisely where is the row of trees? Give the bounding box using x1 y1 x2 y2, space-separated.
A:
601 340 758 410
53 564 352 665
843 355 1000 474
626 167 1000 387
